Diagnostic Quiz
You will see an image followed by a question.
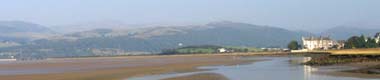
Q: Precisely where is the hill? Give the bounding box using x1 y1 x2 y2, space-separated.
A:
63 21 309 48
0 21 55 42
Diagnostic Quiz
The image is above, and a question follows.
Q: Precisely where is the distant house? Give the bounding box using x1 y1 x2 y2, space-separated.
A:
302 36 343 50
262 48 288 52
0 56 16 62
218 48 227 53
0 41 20 48
336 40 345 49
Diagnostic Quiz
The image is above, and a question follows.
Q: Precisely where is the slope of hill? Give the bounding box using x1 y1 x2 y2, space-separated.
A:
0 21 55 42
322 26 380 40
50 21 134 33
0 21 56 43
0 21 52 33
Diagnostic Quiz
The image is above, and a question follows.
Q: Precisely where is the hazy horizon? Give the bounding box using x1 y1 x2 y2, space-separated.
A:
1 0 380 33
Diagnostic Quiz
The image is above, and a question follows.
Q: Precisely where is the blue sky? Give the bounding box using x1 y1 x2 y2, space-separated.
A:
0 0 379 32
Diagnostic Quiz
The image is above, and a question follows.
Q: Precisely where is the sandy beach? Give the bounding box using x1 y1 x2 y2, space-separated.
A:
0 54 257 80
1 53 379 80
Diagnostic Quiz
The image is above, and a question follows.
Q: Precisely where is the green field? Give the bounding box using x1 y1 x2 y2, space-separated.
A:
327 48 380 55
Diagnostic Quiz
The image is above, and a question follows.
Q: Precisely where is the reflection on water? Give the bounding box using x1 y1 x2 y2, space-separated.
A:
303 58 319 80
127 57 379 80
303 57 312 63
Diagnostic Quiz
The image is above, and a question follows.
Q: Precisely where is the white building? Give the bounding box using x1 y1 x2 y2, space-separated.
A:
302 36 335 50
375 33 380 43
218 48 227 53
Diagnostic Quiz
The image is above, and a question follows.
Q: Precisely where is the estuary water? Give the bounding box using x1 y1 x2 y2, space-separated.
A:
127 57 380 80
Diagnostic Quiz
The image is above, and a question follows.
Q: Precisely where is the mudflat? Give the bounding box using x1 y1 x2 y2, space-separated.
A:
163 73 229 80
0 55 256 80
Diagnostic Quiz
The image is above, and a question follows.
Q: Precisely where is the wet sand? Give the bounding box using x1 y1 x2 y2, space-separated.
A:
318 62 380 79
0 55 256 80
163 73 229 80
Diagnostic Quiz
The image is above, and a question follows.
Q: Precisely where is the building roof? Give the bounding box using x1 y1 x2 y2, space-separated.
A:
303 36 332 40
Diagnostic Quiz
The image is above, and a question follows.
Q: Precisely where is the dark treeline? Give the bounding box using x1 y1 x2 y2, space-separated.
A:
345 32 380 49
161 45 223 55
160 45 263 55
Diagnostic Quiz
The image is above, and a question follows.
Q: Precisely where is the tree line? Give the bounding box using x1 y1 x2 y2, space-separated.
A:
345 33 380 49
287 32 380 50
160 45 263 55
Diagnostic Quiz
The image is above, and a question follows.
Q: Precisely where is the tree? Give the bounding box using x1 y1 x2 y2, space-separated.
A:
345 36 361 49
287 40 299 50
359 35 367 48
345 35 378 49
366 38 378 48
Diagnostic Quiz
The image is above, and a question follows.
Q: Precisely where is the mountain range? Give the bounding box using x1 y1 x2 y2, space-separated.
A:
0 21 378 57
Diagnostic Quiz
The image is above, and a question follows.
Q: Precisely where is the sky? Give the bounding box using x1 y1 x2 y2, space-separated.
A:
0 0 379 33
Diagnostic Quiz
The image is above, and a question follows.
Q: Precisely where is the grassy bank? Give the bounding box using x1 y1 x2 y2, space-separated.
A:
304 55 380 66
328 48 380 55
304 48 380 65
297 48 380 55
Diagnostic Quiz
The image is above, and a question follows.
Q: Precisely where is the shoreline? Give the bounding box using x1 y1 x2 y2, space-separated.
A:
49 52 291 59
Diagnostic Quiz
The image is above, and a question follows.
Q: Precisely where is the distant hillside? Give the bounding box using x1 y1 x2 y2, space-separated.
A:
0 21 52 33
0 22 310 58
0 21 55 42
51 21 133 33
322 26 380 40
64 21 308 48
